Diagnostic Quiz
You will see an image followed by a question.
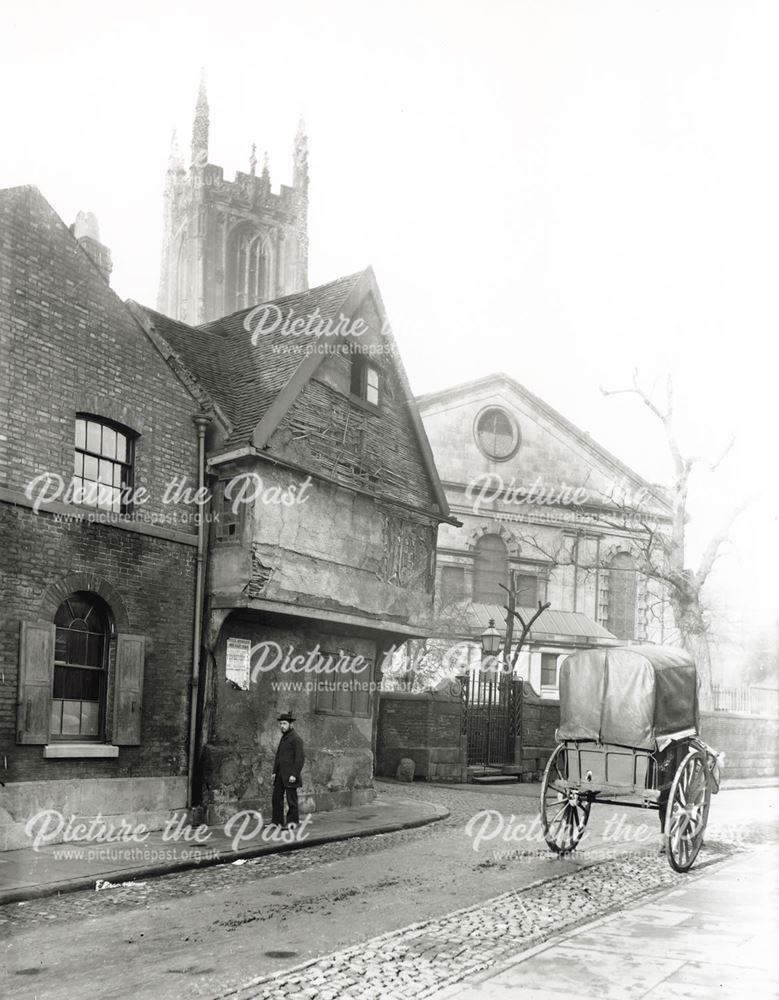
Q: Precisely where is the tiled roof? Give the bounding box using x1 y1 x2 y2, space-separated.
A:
467 603 618 643
134 272 365 445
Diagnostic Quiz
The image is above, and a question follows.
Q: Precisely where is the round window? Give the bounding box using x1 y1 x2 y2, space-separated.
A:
475 407 520 461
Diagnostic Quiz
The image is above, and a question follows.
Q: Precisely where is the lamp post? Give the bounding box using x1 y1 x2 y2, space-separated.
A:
479 618 503 770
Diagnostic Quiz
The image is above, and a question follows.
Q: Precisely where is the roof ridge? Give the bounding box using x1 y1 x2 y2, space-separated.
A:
196 270 367 333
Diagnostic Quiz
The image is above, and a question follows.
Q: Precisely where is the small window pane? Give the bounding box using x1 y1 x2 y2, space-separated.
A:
350 362 362 396
51 700 63 736
81 701 100 736
102 426 116 459
61 701 81 735
85 634 103 668
98 459 112 484
367 367 379 388
67 631 88 668
74 452 83 476
113 464 123 487
53 664 67 697
54 631 68 663
353 686 371 717
81 668 101 702
86 421 101 454
334 684 353 714
75 419 86 450
83 454 98 480
115 434 127 463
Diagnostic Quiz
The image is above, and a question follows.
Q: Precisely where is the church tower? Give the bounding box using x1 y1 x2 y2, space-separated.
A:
157 78 309 325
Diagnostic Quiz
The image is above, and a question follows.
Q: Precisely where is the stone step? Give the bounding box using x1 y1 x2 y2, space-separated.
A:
470 774 520 784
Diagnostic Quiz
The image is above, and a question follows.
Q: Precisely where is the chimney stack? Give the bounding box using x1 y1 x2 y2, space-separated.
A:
72 211 113 283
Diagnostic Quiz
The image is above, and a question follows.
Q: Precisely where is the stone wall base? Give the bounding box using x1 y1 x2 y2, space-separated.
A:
0 776 189 851
202 785 375 827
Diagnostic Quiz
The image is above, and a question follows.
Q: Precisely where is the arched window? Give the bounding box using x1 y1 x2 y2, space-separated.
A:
227 229 270 311
473 535 509 605
607 552 637 640
52 593 110 739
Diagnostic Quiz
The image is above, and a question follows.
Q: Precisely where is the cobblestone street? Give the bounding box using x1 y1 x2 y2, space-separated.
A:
2 781 775 999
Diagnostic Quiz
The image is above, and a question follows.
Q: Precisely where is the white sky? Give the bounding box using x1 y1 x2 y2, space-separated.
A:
2 0 777 656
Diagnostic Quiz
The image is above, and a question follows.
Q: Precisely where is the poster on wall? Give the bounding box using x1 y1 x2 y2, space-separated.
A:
226 637 252 690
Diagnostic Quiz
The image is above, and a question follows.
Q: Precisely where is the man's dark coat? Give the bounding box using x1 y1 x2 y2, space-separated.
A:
273 728 305 788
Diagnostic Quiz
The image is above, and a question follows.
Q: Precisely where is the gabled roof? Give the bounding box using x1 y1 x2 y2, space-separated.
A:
416 373 671 513
0 185 213 415
132 270 453 520
132 273 362 438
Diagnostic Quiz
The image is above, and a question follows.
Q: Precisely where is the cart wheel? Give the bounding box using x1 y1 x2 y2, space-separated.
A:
540 744 591 854
665 747 711 873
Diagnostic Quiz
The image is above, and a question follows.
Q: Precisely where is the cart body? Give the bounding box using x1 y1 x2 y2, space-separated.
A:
539 644 720 871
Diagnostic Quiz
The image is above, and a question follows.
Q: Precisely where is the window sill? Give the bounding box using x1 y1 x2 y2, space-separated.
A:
43 744 120 759
348 393 381 414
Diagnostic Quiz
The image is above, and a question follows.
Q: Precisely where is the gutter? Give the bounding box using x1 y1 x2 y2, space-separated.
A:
188 413 212 810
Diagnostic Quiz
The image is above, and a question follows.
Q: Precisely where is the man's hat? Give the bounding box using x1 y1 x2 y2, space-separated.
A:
277 713 296 723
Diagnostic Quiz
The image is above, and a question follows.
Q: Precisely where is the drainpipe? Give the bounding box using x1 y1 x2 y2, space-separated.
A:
188 413 212 810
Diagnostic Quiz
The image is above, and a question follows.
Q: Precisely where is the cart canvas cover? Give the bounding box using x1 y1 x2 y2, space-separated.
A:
556 645 699 749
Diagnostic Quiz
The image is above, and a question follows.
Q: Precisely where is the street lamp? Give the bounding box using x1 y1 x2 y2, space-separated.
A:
480 618 502 657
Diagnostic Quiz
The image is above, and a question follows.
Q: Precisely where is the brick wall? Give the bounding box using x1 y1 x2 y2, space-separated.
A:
0 186 201 513
0 506 196 784
0 185 202 791
377 691 467 781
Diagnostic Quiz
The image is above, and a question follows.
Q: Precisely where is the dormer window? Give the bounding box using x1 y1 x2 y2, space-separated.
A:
350 358 380 407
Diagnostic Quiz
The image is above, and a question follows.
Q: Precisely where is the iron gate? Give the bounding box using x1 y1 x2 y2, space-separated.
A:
460 672 522 769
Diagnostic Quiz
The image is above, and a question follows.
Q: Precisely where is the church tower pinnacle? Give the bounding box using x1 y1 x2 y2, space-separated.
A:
191 73 209 166
157 79 309 324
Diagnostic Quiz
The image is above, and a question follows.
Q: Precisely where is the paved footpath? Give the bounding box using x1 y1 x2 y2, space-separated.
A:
436 844 779 1000
0 794 447 904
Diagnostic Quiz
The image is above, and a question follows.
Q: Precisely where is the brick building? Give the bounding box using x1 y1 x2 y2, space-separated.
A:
0 186 211 849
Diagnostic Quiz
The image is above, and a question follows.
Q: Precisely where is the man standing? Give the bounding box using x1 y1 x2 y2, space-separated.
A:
271 713 305 829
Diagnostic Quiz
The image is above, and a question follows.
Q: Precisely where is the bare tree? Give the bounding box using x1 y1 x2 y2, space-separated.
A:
601 372 751 707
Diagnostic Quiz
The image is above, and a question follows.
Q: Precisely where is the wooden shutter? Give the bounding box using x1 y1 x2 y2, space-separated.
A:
113 634 145 745
17 621 55 744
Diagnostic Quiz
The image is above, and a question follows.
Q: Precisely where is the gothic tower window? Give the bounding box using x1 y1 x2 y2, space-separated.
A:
473 535 509 605
227 228 271 311
607 552 638 640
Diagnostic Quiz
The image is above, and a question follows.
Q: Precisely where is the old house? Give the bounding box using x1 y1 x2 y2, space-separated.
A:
133 268 454 822
0 186 211 849
416 374 674 695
